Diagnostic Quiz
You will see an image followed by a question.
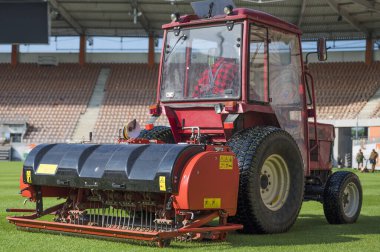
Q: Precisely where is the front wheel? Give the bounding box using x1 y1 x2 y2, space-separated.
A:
323 171 362 224
137 126 174 143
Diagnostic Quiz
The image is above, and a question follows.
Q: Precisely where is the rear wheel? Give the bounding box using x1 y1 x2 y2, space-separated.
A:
227 126 304 234
323 171 362 224
138 126 175 143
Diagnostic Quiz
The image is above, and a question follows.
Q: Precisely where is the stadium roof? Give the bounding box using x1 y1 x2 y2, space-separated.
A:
49 0 380 40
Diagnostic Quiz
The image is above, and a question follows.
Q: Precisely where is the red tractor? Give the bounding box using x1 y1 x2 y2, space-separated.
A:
8 1 362 247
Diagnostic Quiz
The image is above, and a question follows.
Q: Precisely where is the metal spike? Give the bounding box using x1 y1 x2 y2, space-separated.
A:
123 207 126 229
96 204 99 225
118 207 121 228
94 204 99 226
102 205 105 227
140 205 143 230
109 207 112 228
149 208 152 231
116 207 119 228
132 207 136 229
91 203 94 225
90 203 93 225
127 206 131 229
89 201 92 224
106 207 109 227
98 204 101 225
115 207 118 228
154 208 157 231
107 206 110 227
112 207 115 227
145 205 148 230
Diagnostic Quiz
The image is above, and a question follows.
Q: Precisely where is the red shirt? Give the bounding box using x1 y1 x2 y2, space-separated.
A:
193 58 238 97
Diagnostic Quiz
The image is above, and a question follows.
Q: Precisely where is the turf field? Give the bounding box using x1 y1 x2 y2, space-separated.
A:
0 162 379 252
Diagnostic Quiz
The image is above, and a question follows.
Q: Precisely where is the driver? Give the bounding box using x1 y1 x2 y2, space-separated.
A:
193 47 238 97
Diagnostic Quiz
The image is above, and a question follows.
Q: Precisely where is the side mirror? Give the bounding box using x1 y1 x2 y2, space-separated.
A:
317 38 327 61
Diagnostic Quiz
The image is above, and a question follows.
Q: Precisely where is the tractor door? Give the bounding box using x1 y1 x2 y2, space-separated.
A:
267 29 308 173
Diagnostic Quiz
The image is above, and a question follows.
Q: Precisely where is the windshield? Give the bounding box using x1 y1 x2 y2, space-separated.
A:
161 24 242 101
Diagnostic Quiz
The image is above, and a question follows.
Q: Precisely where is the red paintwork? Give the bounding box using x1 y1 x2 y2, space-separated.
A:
224 122 234 129
20 174 69 199
7 203 242 243
156 7 334 175
173 150 239 216
169 107 223 128
6 209 36 213
7 215 242 242
309 123 335 171
20 173 33 198
163 8 301 35
242 19 249 103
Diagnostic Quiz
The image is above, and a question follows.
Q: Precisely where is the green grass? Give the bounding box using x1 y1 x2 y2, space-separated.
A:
0 162 379 251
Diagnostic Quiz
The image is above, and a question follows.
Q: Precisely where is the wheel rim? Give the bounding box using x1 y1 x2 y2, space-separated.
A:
342 182 360 218
260 154 290 211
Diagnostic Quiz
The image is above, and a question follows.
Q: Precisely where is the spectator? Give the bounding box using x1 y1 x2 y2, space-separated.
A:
356 149 364 170
369 149 379 173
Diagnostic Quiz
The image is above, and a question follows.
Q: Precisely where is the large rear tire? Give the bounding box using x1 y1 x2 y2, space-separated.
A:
138 126 175 143
227 126 304 234
323 171 362 224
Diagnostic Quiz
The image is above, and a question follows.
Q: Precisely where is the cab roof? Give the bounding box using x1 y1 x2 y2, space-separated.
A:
162 8 301 35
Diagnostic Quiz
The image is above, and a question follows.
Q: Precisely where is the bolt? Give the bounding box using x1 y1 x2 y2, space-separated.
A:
262 190 265 194
266 189 269 192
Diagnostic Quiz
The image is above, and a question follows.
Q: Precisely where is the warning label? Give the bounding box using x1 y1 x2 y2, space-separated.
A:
26 170 32 183
159 176 166 191
219 155 233 170
36 164 58 175
204 198 221 209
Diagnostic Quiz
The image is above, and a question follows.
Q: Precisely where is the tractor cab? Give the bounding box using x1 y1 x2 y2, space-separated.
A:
154 7 307 150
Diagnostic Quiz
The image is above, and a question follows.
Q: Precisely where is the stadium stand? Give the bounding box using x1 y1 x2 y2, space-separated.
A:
309 62 380 120
93 64 168 143
372 106 380 118
0 63 101 143
1 62 379 144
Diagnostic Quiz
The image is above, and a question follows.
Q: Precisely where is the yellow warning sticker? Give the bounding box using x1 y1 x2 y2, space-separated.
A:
159 176 166 191
219 155 233 170
204 198 221 209
26 170 32 183
36 164 58 175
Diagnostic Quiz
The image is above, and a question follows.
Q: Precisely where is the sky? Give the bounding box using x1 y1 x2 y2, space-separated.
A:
0 37 163 53
0 37 373 53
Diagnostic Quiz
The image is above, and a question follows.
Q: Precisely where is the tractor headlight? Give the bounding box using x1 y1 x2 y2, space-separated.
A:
171 13 180 22
224 5 233 15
